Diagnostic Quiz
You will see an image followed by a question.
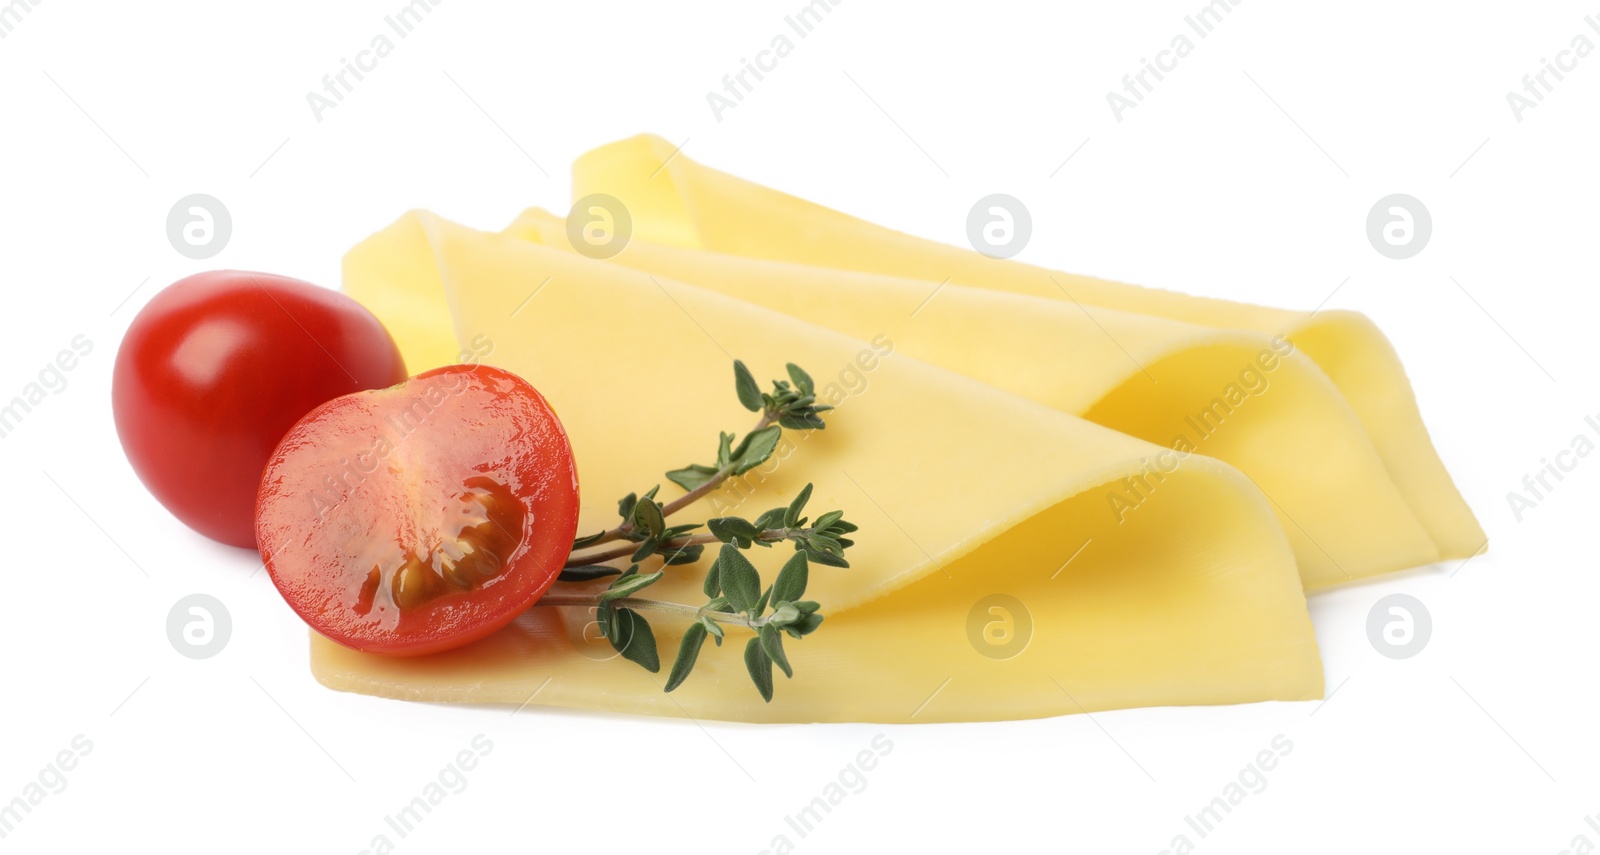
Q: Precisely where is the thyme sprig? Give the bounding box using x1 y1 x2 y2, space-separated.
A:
539 360 853 701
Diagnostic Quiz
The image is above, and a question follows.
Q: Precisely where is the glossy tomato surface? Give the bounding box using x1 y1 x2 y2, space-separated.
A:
256 364 580 656
113 271 407 548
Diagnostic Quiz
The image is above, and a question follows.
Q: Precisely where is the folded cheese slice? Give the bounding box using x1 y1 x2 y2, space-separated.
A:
503 209 1438 589
570 135 1485 575
329 211 1323 722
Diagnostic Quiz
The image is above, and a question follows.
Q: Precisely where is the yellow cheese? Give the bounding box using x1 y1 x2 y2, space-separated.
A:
570 135 1485 573
503 209 1438 589
328 211 1322 722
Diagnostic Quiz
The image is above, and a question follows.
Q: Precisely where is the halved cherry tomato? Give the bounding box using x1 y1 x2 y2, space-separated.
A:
113 271 408 548
256 364 580 656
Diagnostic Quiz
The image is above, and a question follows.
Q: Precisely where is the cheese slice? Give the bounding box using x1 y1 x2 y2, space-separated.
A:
502 209 1439 589
327 211 1323 722
570 135 1485 573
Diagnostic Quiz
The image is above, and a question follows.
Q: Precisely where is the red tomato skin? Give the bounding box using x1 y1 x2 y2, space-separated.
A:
256 364 580 657
113 271 407 549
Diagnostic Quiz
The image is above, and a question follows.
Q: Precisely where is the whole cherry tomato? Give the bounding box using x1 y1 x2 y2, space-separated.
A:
256 364 580 655
113 271 407 548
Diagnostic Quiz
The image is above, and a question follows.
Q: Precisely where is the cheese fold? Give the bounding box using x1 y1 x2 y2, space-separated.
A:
569 135 1485 578
502 210 1440 589
326 212 1323 722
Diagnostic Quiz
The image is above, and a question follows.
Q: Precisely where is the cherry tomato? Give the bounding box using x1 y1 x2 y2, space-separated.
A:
113 271 408 548
255 364 580 656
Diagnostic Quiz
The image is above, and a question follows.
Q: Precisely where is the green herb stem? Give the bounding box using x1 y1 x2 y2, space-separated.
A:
535 593 770 630
565 525 808 568
578 412 774 548
661 412 772 514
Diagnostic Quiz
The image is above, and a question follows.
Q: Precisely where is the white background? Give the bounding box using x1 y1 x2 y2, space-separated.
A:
0 0 1594 852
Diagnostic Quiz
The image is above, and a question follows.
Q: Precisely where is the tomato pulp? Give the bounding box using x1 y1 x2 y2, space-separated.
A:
113 271 408 548
256 364 580 656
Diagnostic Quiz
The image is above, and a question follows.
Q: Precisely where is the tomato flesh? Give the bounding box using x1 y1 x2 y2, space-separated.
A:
256 364 579 656
113 271 407 548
